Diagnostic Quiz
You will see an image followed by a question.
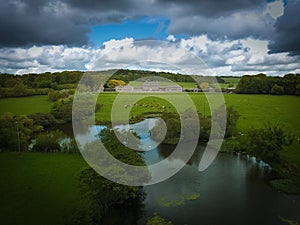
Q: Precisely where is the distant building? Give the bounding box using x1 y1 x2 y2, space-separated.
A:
165 85 183 92
142 81 160 91
115 84 134 92
115 81 182 93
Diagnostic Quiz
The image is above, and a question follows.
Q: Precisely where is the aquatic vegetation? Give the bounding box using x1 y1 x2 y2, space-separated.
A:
156 193 200 207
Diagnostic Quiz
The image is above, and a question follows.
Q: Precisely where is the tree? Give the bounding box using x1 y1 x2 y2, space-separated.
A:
151 112 181 144
240 123 293 164
13 82 27 96
295 84 300 96
51 96 73 122
0 113 42 151
199 82 210 90
77 129 147 222
212 105 240 138
107 79 126 88
32 130 64 152
270 84 284 95
29 113 57 129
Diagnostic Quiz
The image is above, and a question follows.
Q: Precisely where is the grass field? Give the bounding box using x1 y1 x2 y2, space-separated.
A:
0 92 299 224
0 93 299 164
0 95 51 115
95 92 300 165
0 152 86 225
96 93 300 130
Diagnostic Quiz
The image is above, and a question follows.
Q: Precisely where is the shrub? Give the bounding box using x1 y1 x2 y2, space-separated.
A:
271 84 284 95
32 130 64 152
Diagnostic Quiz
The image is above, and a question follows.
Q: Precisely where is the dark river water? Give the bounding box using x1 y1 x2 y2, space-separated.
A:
64 119 300 225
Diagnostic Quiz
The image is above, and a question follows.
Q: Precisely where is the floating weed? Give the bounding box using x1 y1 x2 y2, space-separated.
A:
156 193 200 207
278 215 298 225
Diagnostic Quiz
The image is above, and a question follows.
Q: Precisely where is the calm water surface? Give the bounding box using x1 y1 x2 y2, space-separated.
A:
70 119 300 225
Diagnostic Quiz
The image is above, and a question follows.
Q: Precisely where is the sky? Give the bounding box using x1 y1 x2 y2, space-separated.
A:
0 0 299 76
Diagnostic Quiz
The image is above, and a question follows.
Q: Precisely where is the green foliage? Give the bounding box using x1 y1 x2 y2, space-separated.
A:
75 128 148 223
51 96 73 122
29 113 57 129
236 73 300 95
108 79 126 88
240 123 294 164
13 82 28 96
271 84 284 95
48 89 72 101
60 138 80 154
151 109 200 144
32 130 64 152
295 84 300 96
78 167 143 217
236 74 268 94
0 112 42 151
147 213 174 225
156 193 200 207
270 179 300 195
278 215 299 225
51 93 101 124
0 87 49 98
216 105 240 138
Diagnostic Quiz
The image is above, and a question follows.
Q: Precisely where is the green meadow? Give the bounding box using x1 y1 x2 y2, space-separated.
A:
95 92 299 132
0 95 51 115
0 92 299 225
0 93 299 165
0 152 87 225
95 92 300 164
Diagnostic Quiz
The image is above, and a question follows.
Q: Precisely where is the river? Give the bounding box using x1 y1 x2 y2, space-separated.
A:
67 119 300 225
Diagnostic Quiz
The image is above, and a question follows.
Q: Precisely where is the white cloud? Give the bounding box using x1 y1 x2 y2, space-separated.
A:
166 35 176 42
0 36 299 76
264 0 284 19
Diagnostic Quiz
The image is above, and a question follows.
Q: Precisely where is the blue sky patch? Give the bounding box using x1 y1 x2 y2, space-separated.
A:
88 17 171 46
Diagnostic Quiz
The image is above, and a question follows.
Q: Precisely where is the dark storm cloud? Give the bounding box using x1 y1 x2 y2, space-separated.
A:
0 0 294 56
268 0 300 56
66 0 135 11
0 0 90 46
157 0 265 17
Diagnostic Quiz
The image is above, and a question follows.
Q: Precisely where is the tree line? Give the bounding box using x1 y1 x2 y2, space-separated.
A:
236 73 300 95
1 70 299 97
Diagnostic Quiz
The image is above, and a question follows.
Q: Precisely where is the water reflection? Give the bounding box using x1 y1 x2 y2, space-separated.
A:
69 119 300 225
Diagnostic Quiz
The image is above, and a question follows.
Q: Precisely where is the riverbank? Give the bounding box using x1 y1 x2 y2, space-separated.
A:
220 139 300 194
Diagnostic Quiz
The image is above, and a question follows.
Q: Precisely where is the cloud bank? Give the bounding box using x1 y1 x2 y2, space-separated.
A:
1 36 298 76
0 0 299 75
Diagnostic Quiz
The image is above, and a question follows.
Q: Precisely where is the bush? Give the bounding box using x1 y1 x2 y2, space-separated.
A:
271 84 284 95
29 113 57 129
240 123 293 164
32 130 64 152
61 138 79 154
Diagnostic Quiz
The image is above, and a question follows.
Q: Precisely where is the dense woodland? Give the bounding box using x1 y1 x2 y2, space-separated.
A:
236 73 300 95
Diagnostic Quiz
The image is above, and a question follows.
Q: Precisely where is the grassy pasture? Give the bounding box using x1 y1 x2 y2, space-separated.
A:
95 92 300 164
0 93 299 164
0 92 299 225
0 95 51 115
0 152 87 225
